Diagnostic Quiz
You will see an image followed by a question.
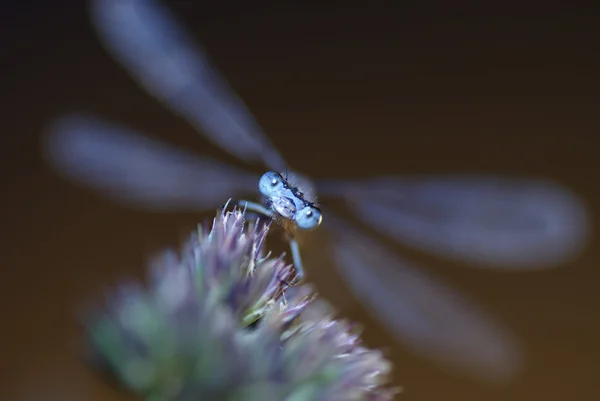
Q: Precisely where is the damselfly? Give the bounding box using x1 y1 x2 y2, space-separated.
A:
225 170 323 284
43 0 590 383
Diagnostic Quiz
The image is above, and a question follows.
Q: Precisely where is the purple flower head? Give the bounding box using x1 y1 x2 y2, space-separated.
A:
84 207 398 400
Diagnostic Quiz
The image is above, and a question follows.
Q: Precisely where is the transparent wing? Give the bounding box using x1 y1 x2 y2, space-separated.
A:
88 0 287 171
316 175 590 268
42 113 259 211
324 211 524 383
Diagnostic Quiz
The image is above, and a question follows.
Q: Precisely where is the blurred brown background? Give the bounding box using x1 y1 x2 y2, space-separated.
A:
1 1 599 401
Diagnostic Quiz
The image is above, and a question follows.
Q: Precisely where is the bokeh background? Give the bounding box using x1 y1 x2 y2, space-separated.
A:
2 1 599 400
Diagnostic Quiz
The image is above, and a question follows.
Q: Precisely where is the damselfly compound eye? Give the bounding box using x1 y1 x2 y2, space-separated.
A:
295 205 322 230
259 171 284 197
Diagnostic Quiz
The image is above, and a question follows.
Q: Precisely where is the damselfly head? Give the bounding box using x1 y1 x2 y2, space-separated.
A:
259 171 322 231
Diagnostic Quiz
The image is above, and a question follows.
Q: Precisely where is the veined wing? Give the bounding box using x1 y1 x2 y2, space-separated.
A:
324 211 524 383
42 113 258 211
316 175 590 268
88 0 287 171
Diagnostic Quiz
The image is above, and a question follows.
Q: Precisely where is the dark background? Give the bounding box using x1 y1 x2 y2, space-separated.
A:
2 1 599 400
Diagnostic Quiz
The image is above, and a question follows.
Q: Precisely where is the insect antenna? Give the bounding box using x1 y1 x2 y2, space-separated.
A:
283 163 290 181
